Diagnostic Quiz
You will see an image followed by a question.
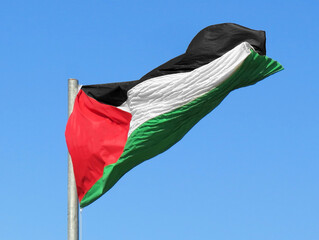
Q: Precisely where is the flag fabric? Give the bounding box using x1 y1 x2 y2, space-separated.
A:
65 23 283 208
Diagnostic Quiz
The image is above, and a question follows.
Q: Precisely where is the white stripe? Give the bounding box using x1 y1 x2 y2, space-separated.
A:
117 101 130 112
120 42 253 137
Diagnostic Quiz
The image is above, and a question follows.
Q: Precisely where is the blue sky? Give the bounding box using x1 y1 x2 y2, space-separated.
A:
0 0 318 239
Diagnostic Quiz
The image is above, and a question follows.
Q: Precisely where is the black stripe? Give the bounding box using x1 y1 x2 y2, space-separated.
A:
82 23 266 106
81 80 140 107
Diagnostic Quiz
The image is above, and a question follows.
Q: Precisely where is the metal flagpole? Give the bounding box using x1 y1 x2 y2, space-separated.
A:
68 78 79 240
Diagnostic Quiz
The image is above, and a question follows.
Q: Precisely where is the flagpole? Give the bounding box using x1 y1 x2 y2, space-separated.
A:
68 78 79 240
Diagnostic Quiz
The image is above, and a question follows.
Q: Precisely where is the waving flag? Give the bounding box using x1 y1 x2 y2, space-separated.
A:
65 23 283 208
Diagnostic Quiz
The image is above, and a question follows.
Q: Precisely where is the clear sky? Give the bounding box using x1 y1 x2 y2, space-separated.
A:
0 0 318 239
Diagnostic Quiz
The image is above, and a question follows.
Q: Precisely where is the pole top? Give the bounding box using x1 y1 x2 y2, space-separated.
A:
68 78 78 81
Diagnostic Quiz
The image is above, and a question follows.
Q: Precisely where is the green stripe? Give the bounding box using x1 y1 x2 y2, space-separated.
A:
80 51 283 207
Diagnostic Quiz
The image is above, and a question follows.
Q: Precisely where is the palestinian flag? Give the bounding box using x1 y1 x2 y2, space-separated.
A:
65 23 283 208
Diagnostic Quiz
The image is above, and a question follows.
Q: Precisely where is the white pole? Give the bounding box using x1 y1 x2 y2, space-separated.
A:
68 78 79 240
